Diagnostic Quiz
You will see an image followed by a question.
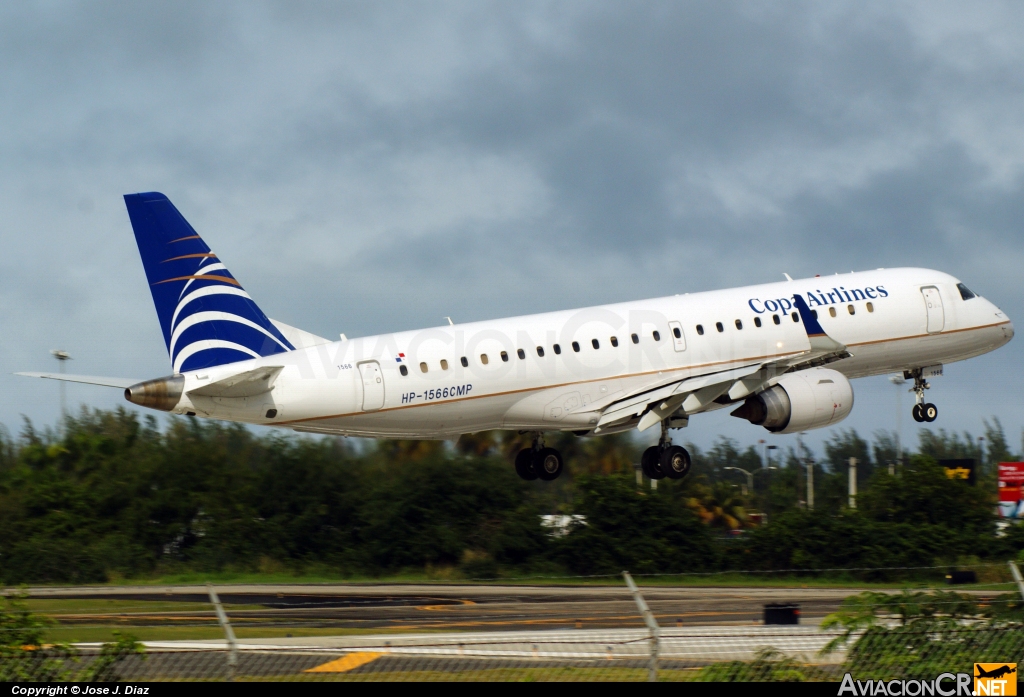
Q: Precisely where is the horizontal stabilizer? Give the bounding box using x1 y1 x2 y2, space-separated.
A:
187 365 283 398
15 372 140 389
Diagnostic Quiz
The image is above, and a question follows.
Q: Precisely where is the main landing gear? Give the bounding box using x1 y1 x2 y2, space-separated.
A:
640 421 691 481
907 368 938 423
515 433 564 481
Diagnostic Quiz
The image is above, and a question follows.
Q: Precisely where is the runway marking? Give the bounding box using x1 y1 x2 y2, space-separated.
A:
415 599 477 611
306 652 382 673
382 610 760 631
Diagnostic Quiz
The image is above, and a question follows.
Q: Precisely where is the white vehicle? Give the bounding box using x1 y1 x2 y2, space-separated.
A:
19 193 1014 482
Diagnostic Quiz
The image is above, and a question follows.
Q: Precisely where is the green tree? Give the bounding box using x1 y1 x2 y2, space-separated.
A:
555 474 717 574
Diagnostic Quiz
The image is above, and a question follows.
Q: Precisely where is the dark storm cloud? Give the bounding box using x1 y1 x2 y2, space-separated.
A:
2 1 1022 451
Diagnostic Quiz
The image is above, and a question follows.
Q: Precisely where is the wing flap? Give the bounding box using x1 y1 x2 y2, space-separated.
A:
594 363 764 430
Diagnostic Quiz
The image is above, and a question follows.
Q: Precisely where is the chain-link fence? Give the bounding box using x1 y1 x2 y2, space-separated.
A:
14 622 1019 682
5 566 1024 682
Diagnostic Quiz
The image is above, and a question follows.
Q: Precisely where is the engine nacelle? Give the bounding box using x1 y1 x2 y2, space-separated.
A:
730 368 854 434
125 374 184 412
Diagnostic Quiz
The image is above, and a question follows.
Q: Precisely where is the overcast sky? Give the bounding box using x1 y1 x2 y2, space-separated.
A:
3 1 1023 459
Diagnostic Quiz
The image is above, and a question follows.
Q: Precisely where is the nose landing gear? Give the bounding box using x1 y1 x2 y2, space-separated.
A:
514 433 564 481
641 421 691 480
907 369 938 423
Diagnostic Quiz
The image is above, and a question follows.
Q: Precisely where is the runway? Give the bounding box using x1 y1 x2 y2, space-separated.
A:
25 583 867 634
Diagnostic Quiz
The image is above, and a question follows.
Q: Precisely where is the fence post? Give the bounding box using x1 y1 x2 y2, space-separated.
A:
1009 561 1024 601
623 571 658 682
207 583 238 681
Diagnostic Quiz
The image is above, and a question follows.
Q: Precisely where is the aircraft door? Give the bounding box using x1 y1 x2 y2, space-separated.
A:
668 321 686 351
358 361 385 411
921 286 945 333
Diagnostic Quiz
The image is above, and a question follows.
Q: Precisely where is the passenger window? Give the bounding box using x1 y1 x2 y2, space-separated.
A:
829 306 837 318
772 314 781 325
501 351 509 362
480 354 489 365
866 302 874 313
460 356 468 367
610 336 619 347
672 327 682 339
754 317 762 327
517 348 525 359
592 339 600 349
554 344 561 354
653 330 661 341
572 341 580 352
631 333 639 344
847 305 855 315
440 359 449 370
536 346 545 357
792 312 799 323
735 319 743 330
399 365 408 376
696 325 704 335
716 322 724 333
811 310 818 319
420 362 428 373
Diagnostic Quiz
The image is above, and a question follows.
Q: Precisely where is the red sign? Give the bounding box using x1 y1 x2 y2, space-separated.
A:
998 463 1024 518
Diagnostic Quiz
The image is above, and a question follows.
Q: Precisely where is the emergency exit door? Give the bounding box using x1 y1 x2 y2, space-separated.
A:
358 361 385 411
921 286 945 334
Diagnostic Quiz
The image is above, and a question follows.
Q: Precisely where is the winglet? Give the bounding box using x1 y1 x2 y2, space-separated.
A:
793 294 846 352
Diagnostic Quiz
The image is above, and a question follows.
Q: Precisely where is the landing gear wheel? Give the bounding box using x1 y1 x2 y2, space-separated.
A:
923 403 938 422
660 445 691 480
641 445 666 480
534 447 564 481
515 448 538 480
912 404 925 423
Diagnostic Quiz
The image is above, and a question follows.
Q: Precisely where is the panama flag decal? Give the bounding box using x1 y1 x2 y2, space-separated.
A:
396 353 406 363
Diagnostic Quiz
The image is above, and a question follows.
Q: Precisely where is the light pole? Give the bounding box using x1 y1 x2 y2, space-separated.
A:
889 375 905 469
978 436 986 476
848 457 858 509
724 466 779 496
51 350 71 426
723 467 753 495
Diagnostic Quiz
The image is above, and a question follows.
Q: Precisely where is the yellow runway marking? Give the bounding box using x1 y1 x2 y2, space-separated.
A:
306 652 383 673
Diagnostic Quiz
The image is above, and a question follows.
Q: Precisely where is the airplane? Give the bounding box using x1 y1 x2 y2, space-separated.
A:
976 665 1016 680
17 192 1014 482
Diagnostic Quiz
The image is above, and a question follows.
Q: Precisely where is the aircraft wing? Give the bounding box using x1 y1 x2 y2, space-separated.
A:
590 293 851 433
14 372 140 389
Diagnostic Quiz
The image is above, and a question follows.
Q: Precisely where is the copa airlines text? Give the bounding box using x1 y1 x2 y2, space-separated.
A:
18 193 1014 482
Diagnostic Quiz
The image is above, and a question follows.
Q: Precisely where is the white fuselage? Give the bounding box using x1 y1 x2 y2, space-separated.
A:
171 268 1013 438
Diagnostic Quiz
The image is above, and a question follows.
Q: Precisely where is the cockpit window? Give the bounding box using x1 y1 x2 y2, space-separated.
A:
957 283 977 300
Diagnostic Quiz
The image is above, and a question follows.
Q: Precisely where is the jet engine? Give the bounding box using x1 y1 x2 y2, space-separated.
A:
730 368 853 434
125 374 184 412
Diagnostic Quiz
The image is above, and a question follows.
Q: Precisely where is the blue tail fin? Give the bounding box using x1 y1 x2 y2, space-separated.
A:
123 192 294 373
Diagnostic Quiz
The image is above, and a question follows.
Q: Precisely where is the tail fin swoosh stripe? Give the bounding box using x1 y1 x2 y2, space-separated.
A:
154 274 241 287
177 261 231 297
173 340 260 373
124 191 295 371
170 311 292 359
162 253 218 263
170 286 253 330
